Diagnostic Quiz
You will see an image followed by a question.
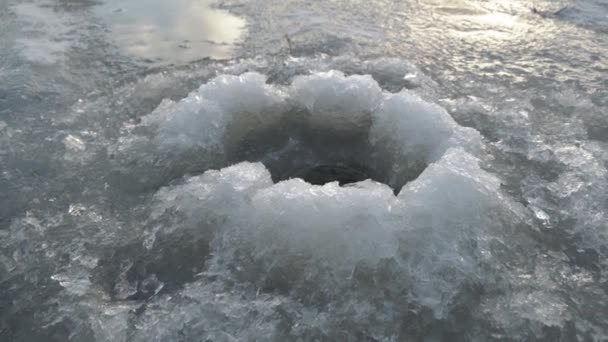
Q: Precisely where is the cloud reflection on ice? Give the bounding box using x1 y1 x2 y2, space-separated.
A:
98 0 246 63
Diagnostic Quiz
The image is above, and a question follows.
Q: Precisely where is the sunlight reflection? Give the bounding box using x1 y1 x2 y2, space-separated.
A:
403 0 568 83
98 0 246 64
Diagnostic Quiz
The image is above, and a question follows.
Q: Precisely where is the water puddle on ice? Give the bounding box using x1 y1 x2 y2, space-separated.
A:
97 0 246 64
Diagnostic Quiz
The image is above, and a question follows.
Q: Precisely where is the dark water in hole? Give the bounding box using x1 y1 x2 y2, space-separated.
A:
292 164 372 186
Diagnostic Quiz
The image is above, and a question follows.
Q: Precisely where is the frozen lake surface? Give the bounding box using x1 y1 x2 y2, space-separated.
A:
1 0 608 340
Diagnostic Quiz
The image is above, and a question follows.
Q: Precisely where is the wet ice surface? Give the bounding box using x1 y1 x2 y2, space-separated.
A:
1 0 608 341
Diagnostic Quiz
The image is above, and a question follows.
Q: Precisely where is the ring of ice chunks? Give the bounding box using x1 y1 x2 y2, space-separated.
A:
102 71 540 338
113 71 481 192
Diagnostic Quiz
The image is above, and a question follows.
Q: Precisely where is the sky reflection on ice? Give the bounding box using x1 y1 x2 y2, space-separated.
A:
97 0 246 63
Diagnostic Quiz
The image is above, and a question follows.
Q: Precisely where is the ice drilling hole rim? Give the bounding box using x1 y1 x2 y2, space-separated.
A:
114 70 483 195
